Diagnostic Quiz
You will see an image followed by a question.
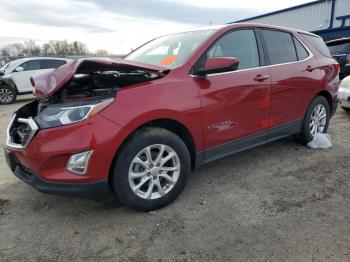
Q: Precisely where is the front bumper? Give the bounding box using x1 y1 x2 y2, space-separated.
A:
4 147 113 200
4 101 124 200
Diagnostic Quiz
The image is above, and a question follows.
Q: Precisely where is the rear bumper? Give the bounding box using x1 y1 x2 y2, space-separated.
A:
4 147 113 201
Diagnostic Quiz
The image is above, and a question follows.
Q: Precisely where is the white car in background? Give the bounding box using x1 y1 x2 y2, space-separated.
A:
339 76 350 112
0 57 71 104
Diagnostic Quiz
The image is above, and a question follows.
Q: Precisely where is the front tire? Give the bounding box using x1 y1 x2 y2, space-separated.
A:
0 85 16 105
112 127 191 211
296 96 330 144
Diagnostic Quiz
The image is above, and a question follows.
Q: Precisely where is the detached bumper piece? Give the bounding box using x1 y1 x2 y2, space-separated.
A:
4 148 113 201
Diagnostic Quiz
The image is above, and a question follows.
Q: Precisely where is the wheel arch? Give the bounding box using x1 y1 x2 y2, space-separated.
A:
316 90 333 113
0 78 19 94
108 117 198 189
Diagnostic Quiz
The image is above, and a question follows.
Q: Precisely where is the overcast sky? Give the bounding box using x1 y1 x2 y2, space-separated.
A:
0 0 313 54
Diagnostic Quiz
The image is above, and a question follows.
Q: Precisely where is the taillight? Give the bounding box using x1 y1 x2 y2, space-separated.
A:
346 54 350 65
335 63 340 74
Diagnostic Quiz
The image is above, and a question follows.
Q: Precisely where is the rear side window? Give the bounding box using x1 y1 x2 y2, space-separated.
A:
40 60 66 69
207 29 260 70
262 30 297 65
301 33 331 57
293 37 309 60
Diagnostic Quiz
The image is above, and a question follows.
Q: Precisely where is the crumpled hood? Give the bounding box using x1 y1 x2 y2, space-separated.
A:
32 58 168 99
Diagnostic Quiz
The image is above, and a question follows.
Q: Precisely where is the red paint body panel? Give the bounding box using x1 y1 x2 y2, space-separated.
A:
194 67 271 148
12 114 122 183
5 23 340 188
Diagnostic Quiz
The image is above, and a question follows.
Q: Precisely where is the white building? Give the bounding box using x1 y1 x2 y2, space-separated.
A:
232 0 350 40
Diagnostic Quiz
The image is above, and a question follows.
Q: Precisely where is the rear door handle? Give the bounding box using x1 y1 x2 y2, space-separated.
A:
306 65 316 72
254 74 269 82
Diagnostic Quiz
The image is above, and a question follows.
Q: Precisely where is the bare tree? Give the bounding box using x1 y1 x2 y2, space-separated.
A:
0 39 91 58
22 40 41 56
1 43 25 57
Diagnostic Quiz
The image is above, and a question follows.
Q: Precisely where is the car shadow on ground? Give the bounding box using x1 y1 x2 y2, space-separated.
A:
1 136 303 215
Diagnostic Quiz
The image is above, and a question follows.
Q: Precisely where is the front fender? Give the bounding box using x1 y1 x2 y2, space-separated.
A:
101 108 203 155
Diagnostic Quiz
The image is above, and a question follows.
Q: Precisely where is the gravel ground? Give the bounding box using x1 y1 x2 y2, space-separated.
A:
1 96 350 262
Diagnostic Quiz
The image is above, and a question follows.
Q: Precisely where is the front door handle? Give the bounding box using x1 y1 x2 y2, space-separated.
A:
254 74 269 82
306 65 316 72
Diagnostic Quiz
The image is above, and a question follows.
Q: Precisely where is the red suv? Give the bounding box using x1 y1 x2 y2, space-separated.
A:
4 24 339 211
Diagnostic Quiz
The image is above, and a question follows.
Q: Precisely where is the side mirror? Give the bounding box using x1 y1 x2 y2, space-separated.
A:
196 57 240 76
14 66 24 72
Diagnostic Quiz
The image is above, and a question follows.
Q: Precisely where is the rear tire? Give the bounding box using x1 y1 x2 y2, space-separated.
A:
112 127 191 211
0 85 16 105
342 107 350 113
296 96 330 144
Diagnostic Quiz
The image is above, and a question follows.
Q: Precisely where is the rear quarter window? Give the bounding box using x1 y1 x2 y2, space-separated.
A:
300 33 331 57
293 37 309 60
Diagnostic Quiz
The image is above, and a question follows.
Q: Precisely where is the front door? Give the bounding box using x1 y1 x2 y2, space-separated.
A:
10 60 41 92
194 29 271 158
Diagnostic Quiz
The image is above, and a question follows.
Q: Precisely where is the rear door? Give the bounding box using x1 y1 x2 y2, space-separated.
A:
194 29 271 155
39 59 67 70
260 29 321 137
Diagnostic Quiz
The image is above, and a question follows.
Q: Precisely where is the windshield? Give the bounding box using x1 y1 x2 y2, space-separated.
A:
0 62 11 72
125 30 215 68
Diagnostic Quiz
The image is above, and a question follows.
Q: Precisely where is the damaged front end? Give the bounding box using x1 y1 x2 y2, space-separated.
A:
6 58 168 149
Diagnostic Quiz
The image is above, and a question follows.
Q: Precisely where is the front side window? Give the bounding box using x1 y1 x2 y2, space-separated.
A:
206 29 260 70
125 30 215 68
20 60 41 71
262 30 298 65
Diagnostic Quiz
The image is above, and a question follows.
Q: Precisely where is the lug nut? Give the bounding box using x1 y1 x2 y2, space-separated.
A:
147 172 151 176
159 170 163 174
156 163 160 167
149 164 153 168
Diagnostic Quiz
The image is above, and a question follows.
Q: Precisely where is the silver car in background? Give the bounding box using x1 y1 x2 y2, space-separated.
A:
0 57 71 105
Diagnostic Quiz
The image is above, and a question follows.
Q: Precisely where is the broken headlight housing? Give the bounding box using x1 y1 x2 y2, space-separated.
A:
35 98 114 128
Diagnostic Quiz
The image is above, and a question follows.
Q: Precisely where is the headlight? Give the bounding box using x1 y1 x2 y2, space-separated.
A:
35 98 114 128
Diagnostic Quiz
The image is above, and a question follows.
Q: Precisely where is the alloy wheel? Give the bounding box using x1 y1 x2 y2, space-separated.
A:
0 88 14 104
309 104 327 136
128 144 181 200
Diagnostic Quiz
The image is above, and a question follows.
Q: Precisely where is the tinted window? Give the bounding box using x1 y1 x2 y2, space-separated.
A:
293 37 309 60
20 60 41 71
206 30 260 70
262 30 297 65
301 33 331 57
327 42 350 55
40 60 66 69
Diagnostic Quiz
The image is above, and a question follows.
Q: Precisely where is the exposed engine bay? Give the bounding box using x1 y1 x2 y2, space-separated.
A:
8 60 168 145
48 62 165 104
